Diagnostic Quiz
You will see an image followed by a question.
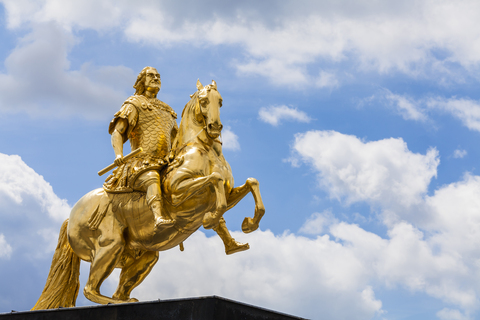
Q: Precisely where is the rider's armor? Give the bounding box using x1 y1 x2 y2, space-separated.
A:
104 95 178 193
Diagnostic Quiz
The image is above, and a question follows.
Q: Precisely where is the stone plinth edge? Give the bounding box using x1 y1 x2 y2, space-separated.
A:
0 295 309 320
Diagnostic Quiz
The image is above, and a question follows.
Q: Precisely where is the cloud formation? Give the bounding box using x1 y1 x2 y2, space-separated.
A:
373 90 480 133
258 105 311 126
0 152 73 310
0 234 12 259
384 91 428 121
290 130 480 316
3 0 480 87
0 153 70 221
427 97 480 132
454 149 468 159
221 126 240 151
290 130 439 212
0 22 134 119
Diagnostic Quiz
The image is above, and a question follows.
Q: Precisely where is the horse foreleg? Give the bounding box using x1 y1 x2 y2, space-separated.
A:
202 172 227 229
170 172 221 206
113 251 159 301
210 178 264 253
226 178 265 234
171 171 227 229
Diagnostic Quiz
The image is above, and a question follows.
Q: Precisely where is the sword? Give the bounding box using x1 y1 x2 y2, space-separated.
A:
98 148 143 176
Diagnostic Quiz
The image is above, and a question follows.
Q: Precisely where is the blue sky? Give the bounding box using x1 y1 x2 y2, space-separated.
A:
1 1 480 319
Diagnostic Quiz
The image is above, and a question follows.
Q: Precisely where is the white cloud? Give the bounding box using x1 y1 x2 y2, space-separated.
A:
299 210 337 235
384 91 428 121
315 71 340 89
221 126 240 151
0 153 70 221
4 0 480 86
290 130 439 213
258 105 311 126
0 22 134 119
0 153 75 309
427 97 480 132
374 91 480 132
454 149 468 159
424 174 480 258
437 308 470 320
290 129 480 315
0 234 12 259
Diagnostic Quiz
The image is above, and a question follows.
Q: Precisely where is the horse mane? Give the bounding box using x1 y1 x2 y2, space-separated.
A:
176 92 203 148
181 92 198 119
175 84 218 149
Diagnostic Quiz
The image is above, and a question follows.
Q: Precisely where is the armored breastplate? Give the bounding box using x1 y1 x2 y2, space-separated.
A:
129 97 176 158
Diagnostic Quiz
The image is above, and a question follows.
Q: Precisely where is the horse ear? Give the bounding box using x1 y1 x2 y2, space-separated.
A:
197 79 204 91
211 80 217 89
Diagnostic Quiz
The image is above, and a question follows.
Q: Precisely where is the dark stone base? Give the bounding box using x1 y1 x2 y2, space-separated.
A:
1 296 307 320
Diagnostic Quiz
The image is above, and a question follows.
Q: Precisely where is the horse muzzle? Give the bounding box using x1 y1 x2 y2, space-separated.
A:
207 123 223 138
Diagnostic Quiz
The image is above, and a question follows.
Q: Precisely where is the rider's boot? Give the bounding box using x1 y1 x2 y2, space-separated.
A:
150 199 175 230
213 217 249 255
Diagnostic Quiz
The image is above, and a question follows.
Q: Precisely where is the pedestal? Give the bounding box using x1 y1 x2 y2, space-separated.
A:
1 296 307 320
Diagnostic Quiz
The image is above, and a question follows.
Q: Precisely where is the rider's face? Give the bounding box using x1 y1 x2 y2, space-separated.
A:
145 68 161 90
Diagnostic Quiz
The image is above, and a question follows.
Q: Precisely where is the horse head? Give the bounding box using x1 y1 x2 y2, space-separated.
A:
195 79 223 139
176 79 224 150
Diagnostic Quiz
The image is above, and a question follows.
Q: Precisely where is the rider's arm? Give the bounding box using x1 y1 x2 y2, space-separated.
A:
112 118 127 166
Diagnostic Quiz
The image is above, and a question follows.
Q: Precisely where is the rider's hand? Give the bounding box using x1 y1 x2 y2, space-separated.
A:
168 150 175 162
114 155 125 166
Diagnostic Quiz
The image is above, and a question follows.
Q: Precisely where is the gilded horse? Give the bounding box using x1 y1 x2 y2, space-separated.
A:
32 80 265 309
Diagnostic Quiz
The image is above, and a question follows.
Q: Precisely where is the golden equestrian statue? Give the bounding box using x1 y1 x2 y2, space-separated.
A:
32 67 265 309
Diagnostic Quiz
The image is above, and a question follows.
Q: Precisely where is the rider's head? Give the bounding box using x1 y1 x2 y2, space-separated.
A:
134 67 161 96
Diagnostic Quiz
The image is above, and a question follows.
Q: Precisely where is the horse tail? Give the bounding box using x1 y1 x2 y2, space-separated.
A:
31 219 80 310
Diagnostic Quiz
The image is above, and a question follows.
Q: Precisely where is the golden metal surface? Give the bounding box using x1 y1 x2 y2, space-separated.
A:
32 69 265 310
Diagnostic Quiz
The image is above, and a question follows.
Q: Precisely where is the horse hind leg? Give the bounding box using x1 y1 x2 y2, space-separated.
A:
83 241 129 305
210 178 264 254
83 217 134 305
113 251 159 301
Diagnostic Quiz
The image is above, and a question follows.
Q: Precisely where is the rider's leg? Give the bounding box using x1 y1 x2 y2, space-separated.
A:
213 217 249 255
113 251 159 301
135 171 175 229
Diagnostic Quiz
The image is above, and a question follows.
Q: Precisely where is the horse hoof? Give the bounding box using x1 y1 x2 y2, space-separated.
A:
241 217 258 233
128 298 139 303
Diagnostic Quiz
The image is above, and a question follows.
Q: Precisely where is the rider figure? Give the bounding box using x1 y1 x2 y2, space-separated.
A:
104 66 176 229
